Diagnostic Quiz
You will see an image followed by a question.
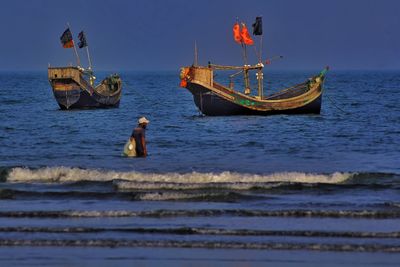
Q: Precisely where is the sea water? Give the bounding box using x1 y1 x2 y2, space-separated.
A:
0 70 399 266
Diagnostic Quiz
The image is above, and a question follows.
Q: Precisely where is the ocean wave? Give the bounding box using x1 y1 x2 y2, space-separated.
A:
1 226 399 238
0 189 135 200
384 202 400 208
0 188 265 202
0 239 399 252
0 209 399 219
135 191 260 202
5 167 353 185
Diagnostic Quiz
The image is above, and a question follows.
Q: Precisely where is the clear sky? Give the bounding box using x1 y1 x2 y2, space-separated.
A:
0 0 399 71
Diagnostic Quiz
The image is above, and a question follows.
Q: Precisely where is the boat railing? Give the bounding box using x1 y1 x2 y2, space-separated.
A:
208 63 263 71
213 82 232 92
264 82 309 100
207 63 264 97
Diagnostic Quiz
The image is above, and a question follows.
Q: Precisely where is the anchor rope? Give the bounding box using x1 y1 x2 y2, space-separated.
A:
325 94 349 115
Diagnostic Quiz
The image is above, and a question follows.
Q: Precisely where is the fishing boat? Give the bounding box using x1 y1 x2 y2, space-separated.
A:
179 18 328 116
48 26 122 110
48 67 121 110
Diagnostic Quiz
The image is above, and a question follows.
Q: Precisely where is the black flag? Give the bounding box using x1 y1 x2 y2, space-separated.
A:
252 17 263 36
78 31 88 48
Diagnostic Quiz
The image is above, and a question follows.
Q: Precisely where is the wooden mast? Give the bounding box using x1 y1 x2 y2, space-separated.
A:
244 65 251 95
257 66 263 99
242 35 250 95
257 34 263 99
86 45 93 70
235 19 251 95
256 16 263 99
82 31 95 85
67 23 81 67
86 45 95 86
194 40 198 66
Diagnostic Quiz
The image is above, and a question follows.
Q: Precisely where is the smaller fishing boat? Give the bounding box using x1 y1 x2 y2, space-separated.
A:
48 26 122 110
48 67 121 110
179 18 328 116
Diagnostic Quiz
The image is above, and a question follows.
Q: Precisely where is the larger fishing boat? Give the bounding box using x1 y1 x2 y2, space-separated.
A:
179 18 328 116
48 27 122 110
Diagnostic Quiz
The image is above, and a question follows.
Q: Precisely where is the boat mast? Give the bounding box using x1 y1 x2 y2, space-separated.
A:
86 45 95 86
194 40 198 66
244 64 251 95
86 45 93 71
241 36 251 95
257 31 263 99
257 66 263 99
78 30 95 85
234 18 250 95
67 23 81 67
255 16 263 99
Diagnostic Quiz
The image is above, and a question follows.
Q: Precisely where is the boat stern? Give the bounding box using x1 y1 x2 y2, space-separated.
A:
180 66 213 89
48 67 83 109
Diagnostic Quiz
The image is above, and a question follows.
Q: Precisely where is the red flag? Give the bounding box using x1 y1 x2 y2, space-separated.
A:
233 22 242 44
63 40 74 48
240 23 254 45
60 28 74 48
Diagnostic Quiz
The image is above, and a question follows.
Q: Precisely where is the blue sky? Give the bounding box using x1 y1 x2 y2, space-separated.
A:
0 0 399 71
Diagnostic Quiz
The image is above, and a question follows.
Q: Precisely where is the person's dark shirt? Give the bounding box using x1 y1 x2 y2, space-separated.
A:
131 127 146 156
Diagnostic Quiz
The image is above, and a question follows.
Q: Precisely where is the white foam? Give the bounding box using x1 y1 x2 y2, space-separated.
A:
116 181 279 191
7 167 353 185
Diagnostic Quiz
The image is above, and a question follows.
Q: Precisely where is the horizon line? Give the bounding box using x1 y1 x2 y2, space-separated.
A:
1 68 400 73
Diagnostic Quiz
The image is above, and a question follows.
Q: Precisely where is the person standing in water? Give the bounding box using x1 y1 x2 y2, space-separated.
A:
130 117 149 157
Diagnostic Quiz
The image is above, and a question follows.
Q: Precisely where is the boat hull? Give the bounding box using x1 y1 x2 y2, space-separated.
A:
186 82 322 116
53 88 121 110
193 92 321 116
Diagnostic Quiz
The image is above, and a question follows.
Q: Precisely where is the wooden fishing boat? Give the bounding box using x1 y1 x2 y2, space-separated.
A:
180 64 327 116
179 18 328 116
48 67 122 110
49 27 122 110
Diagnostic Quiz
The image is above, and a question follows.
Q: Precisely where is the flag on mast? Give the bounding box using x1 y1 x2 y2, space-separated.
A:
233 22 242 44
252 17 263 35
78 31 88 48
60 28 74 48
240 23 254 45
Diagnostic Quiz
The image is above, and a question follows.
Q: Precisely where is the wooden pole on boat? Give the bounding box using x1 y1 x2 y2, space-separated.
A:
251 16 264 97
237 19 248 66
242 43 251 95
244 68 250 95
258 17 264 98
241 43 250 94
194 40 198 66
235 19 251 95
240 42 247 65
252 33 262 63
258 33 263 98
259 35 263 63
86 45 93 70
85 45 95 86
67 23 81 67
79 30 95 85
243 44 249 65
257 67 263 99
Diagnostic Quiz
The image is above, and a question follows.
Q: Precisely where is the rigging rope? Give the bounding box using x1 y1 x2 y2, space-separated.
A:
325 94 349 115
